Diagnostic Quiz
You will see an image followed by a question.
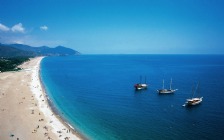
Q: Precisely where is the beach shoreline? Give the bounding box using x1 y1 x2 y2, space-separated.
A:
0 57 84 140
39 58 88 140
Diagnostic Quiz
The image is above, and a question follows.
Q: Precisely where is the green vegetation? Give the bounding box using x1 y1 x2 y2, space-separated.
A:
0 57 30 72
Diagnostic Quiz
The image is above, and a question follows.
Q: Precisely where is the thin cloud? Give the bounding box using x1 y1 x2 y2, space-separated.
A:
0 23 10 31
40 25 48 31
11 23 25 33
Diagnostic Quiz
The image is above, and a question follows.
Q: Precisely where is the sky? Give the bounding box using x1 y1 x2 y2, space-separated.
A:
0 0 224 54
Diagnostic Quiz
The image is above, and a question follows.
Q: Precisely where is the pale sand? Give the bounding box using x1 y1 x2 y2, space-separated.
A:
0 57 83 140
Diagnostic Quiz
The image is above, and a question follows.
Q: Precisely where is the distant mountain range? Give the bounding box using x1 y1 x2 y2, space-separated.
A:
0 43 80 57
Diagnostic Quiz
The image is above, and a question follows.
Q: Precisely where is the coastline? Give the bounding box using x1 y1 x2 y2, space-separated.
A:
0 57 84 140
39 58 88 140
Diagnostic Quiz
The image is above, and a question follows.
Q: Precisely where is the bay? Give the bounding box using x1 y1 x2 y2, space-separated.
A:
40 55 224 140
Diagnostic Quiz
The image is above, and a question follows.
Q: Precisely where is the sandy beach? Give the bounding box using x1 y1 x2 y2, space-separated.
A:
0 57 82 140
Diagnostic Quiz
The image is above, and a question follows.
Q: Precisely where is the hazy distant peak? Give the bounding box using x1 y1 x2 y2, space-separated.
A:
0 43 80 57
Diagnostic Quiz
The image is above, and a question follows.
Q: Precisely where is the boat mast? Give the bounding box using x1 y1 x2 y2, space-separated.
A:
162 79 164 89
195 82 200 96
170 78 172 90
140 76 142 83
191 85 195 98
191 82 199 98
145 76 147 84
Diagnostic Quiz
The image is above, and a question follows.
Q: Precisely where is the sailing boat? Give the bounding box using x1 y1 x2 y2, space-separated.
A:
157 78 177 94
134 76 148 90
183 82 203 106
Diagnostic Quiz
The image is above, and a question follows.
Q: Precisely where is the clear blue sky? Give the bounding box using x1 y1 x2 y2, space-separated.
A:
0 0 224 54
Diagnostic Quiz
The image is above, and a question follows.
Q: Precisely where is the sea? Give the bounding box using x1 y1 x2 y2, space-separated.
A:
40 55 224 140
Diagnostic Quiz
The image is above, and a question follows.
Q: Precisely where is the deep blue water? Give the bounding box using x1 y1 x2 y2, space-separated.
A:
40 55 224 140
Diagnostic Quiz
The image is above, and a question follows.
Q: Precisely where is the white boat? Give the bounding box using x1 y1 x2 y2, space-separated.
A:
157 78 177 94
183 82 203 106
185 97 203 106
134 76 148 90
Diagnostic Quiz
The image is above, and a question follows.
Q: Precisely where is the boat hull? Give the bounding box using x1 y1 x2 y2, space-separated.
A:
185 97 203 106
157 89 177 94
134 84 147 90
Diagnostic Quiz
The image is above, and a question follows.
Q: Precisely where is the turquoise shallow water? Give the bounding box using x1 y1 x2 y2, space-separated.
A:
40 55 224 140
